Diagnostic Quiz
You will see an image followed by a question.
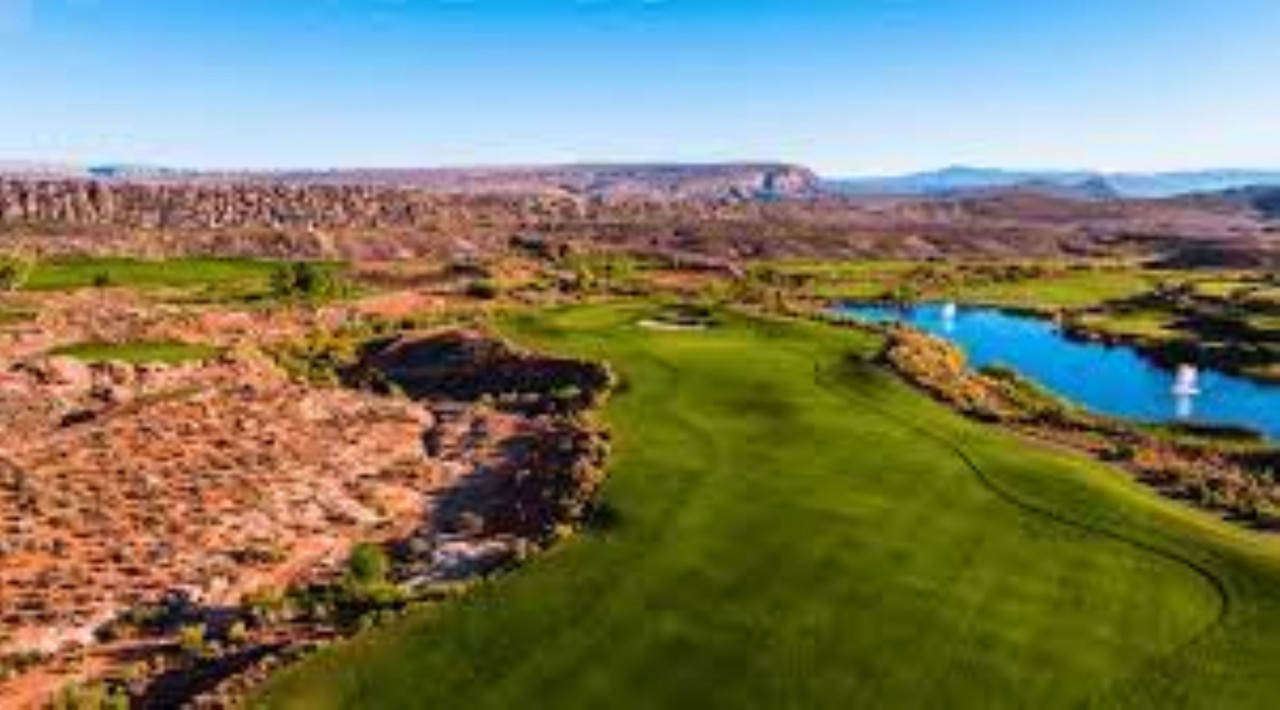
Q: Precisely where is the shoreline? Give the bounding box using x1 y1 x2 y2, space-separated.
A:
849 320 1280 532
833 297 1280 387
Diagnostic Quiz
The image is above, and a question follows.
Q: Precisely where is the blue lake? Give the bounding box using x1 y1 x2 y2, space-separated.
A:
837 302 1280 440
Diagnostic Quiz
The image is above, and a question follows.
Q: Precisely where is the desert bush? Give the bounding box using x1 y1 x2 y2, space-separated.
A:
0 253 34 291
270 261 345 301
272 328 366 385
559 252 644 294
346 543 390 588
53 681 129 710
226 620 250 646
285 546 406 629
243 586 290 625
178 623 208 658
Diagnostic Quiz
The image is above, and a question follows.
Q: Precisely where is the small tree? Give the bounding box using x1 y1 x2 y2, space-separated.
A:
346 542 390 588
0 254 34 292
270 261 341 301
599 254 637 293
884 281 922 305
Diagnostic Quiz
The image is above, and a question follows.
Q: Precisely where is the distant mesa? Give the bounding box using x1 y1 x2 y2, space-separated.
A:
1203 185 1280 221
7 159 1280 202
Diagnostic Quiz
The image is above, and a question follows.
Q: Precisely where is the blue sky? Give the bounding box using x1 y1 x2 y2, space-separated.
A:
1 0 1278 175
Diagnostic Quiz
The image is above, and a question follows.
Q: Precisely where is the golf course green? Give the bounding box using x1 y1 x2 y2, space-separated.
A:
260 305 1280 709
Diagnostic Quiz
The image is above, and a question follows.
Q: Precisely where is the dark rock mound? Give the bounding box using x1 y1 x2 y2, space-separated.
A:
354 330 612 413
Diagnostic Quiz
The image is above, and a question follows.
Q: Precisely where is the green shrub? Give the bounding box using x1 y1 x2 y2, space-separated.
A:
466 279 500 300
53 680 129 710
271 328 364 385
346 543 390 588
227 620 250 646
0 254 34 292
178 623 208 658
270 261 344 301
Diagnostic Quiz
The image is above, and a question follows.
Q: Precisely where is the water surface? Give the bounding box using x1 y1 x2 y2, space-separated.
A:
837 303 1280 439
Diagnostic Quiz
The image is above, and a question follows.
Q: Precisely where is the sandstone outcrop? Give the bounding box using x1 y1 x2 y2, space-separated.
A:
0 354 437 656
2 177 1274 264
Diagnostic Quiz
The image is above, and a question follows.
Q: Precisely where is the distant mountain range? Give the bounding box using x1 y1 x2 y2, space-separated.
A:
5 160 1280 202
1196 185 1280 220
827 166 1280 199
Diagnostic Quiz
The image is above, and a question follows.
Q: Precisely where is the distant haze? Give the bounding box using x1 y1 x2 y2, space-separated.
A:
828 166 1280 199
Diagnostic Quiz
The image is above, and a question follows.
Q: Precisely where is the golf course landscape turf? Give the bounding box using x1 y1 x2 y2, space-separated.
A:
259 304 1280 709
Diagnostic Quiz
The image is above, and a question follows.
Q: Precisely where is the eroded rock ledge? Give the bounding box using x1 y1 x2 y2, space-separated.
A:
354 329 615 545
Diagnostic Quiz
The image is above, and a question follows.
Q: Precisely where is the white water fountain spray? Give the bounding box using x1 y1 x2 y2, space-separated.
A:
1171 364 1200 420
941 302 957 332
1172 364 1201 396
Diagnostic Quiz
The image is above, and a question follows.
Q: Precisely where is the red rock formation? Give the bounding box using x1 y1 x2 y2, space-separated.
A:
0 176 1274 264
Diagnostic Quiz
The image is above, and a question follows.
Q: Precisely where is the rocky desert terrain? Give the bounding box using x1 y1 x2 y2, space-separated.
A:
0 281 612 707
1 166 1277 266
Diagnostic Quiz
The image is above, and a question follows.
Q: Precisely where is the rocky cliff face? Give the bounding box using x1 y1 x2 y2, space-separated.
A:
0 175 1273 265
0 179 577 231
0 163 820 202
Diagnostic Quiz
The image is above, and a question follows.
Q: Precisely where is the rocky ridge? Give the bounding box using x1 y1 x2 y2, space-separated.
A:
2 178 1275 265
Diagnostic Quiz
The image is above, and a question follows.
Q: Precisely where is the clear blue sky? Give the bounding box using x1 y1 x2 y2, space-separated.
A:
1 0 1278 175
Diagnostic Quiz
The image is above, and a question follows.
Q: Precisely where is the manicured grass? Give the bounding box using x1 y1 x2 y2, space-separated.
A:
259 305 1280 709
24 257 348 302
50 340 221 365
774 260 934 301
948 269 1161 309
27 257 279 290
1192 279 1251 299
783 260 1164 309
1075 309 1182 340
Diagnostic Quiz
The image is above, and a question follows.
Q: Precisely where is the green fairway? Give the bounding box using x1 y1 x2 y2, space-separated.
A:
260 305 1280 709
26 257 281 291
778 260 1162 309
943 269 1160 309
50 339 221 365
23 257 348 302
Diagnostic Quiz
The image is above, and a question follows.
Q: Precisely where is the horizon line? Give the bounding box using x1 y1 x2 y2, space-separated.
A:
3 157 1280 180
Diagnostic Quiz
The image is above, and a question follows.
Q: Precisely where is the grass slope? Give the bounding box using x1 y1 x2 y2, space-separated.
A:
24 257 349 303
259 305 1280 709
785 261 1160 309
26 258 282 291
50 340 221 365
